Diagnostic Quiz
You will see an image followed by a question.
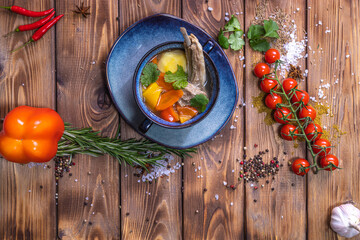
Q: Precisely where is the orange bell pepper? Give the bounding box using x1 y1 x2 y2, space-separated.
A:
155 90 183 111
0 106 65 164
176 106 198 123
156 72 173 91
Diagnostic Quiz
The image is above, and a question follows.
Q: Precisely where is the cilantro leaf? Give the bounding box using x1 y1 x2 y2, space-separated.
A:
218 29 229 49
247 25 265 40
140 62 160 87
224 15 241 31
228 31 245 51
249 38 270 52
190 94 209 113
263 20 279 38
164 65 188 90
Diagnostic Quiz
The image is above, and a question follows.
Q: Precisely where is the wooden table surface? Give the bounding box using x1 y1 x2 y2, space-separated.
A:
0 0 359 239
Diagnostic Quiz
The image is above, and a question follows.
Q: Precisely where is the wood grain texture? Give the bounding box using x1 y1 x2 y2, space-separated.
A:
119 1 183 239
307 0 360 239
55 0 120 239
0 0 56 239
244 0 307 239
182 1 245 239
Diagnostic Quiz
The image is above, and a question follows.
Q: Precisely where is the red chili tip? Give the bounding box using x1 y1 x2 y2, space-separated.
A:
72 162 75 165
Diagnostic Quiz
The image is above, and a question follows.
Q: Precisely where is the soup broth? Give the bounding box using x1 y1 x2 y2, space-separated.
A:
140 48 212 124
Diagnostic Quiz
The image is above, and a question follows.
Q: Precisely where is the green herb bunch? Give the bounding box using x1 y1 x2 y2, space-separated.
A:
57 124 196 169
247 19 279 52
218 15 245 51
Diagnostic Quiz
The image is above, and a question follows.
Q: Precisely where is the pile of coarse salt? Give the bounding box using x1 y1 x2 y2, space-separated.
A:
137 154 182 182
279 24 307 78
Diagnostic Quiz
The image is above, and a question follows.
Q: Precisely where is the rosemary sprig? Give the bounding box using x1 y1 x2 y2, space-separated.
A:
56 124 197 169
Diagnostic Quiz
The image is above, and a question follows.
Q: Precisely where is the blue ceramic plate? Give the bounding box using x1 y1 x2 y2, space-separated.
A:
106 14 238 149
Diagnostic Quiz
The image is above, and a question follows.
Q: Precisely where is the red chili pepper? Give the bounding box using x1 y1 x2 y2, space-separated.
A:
17 11 55 31
11 14 64 53
0 6 54 17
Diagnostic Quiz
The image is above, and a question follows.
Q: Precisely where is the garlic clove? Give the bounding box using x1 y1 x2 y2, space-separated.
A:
330 203 360 238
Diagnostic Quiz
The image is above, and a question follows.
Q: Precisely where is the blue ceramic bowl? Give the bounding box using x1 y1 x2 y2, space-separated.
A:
106 14 238 149
133 42 219 131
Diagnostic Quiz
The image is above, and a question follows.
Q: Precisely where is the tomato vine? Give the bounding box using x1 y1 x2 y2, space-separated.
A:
262 60 339 174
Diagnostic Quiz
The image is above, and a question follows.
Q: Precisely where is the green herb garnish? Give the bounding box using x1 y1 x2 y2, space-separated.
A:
190 94 209 113
140 62 160 87
218 29 229 49
247 19 279 52
57 123 197 170
164 65 188 90
217 15 245 51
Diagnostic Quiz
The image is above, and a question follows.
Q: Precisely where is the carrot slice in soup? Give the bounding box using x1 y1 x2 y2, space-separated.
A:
156 72 173 91
151 57 158 64
156 90 183 111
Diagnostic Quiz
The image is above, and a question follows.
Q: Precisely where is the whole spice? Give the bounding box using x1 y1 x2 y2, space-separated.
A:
288 64 303 80
11 14 64 53
5 11 55 37
330 203 360 238
0 5 54 17
73 2 90 18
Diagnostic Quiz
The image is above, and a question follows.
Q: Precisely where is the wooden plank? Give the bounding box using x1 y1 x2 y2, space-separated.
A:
119 1 182 239
182 1 245 239
55 1 120 239
0 0 56 239
307 0 360 239
244 0 307 239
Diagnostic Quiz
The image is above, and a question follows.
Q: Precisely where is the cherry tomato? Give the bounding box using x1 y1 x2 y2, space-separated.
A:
274 107 293 124
319 154 339 171
254 63 270 78
260 78 278 93
291 90 309 106
298 105 317 121
280 124 298 141
292 159 310 176
265 93 282 109
264 48 280 64
312 138 331 156
304 123 323 141
282 78 298 94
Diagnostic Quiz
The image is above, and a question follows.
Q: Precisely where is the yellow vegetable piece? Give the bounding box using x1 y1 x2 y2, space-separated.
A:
142 82 162 109
157 50 187 73
179 115 192 123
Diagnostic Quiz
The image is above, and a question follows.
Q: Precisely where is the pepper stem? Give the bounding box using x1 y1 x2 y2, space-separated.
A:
10 40 33 53
0 6 11 10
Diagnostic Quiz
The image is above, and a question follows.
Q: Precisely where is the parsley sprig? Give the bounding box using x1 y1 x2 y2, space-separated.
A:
140 62 160 87
190 94 209 113
164 65 188 90
247 19 279 52
218 15 245 51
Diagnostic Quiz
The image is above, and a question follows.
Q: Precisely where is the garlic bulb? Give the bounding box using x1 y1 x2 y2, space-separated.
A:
330 203 360 238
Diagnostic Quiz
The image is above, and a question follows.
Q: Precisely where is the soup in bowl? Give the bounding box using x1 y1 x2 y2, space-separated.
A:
134 28 219 131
